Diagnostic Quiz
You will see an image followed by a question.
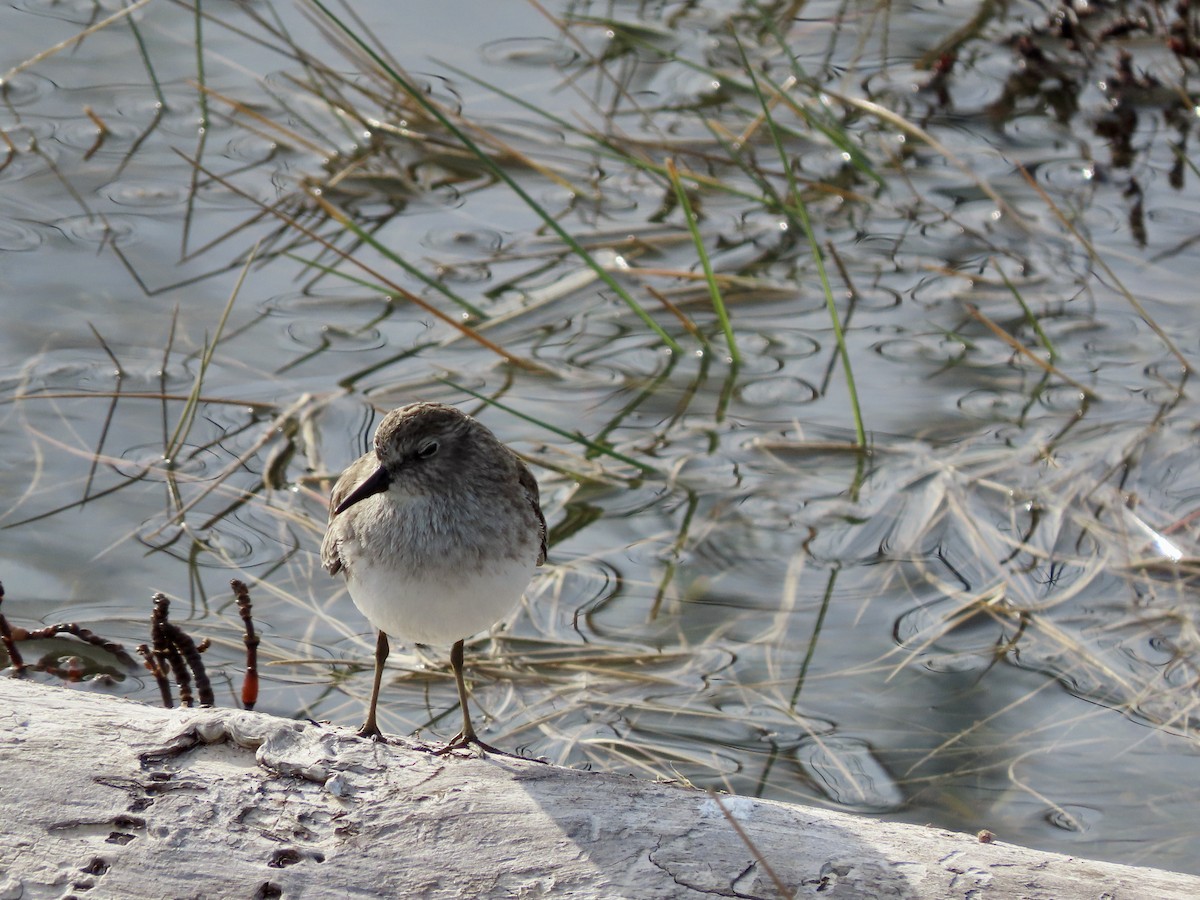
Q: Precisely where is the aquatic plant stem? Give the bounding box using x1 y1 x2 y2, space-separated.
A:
304 0 683 355
664 158 740 365
439 379 659 476
736 38 866 448
164 242 256 462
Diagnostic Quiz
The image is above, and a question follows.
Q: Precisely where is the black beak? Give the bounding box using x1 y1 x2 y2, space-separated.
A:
334 465 391 515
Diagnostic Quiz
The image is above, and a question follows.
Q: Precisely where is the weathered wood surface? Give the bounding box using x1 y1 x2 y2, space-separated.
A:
1 678 1196 899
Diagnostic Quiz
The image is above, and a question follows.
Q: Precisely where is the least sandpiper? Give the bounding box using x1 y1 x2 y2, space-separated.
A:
320 401 546 755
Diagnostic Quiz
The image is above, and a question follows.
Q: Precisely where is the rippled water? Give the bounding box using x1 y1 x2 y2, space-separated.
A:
3 0 1200 876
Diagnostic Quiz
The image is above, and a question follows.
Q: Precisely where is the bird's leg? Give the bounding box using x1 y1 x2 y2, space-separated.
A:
435 639 526 759
357 631 389 741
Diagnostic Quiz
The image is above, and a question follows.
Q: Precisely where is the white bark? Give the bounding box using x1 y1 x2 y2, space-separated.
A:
1 678 1196 899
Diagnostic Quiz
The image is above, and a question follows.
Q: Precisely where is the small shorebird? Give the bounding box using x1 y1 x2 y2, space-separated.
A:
320 401 546 755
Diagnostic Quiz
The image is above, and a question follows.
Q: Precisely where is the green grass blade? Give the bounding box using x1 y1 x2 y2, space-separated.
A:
309 195 488 320
305 0 682 353
165 242 257 459
735 36 866 447
664 158 740 365
439 379 660 476
439 59 774 209
995 260 1056 363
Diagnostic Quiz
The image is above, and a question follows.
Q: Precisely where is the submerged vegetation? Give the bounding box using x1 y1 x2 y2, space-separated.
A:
2 0 1200 872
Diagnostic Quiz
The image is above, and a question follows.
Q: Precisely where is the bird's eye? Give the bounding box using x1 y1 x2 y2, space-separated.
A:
417 440 440 459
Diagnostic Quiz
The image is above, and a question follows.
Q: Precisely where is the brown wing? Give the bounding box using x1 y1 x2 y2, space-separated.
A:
320 454 373 577
518 462 548 566
319 511 345 576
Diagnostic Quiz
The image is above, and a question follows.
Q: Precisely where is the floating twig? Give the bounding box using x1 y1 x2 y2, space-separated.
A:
82 105 110 160
0 581 136 674
13 621 138 670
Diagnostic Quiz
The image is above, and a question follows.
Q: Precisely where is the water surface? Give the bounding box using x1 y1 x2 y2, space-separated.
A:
3 0 1200 875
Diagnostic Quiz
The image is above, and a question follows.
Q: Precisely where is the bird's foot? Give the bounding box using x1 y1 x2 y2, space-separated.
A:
356 721 388 743
432 731 545 762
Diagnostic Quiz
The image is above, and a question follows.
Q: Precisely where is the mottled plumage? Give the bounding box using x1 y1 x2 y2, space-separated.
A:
322 401 546 753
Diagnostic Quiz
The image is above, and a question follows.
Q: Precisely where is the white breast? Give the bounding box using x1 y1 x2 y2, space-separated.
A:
344 556 537 645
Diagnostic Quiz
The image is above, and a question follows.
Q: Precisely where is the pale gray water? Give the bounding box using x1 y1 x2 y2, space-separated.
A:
3 0 1200 875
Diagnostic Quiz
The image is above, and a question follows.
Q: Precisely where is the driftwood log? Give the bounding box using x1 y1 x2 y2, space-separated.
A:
1 678 1197 899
